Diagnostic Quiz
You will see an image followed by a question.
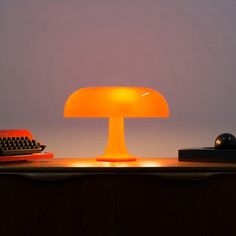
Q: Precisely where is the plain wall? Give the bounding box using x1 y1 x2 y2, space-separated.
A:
0 0 236 157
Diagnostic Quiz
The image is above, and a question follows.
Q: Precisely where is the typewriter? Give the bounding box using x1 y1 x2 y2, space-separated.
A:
0 129 53 162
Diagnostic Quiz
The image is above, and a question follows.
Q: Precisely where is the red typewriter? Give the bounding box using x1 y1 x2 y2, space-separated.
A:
0 129 53 162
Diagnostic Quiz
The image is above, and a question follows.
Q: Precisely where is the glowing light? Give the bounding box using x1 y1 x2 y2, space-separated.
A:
64 87 169 118
64 87 169 162
62 158 164 168
111 88 138 102
139 161 161 167
141 92 150 97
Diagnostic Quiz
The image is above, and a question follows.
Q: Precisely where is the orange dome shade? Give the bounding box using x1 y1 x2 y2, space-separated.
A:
64 87 169 118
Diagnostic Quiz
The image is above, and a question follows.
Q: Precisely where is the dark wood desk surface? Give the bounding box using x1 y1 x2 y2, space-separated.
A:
1 157 236 173
1 158 236 236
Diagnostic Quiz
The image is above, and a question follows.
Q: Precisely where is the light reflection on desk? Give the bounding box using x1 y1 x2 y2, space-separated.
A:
69 158 161 168
1 158 236 171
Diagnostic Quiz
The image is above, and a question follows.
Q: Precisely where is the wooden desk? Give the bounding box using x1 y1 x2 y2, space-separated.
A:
2 157 236 172
1 158 236 236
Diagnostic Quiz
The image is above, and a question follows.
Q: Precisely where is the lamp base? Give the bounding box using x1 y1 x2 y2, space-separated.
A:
96 154 137 162
97 117 137 162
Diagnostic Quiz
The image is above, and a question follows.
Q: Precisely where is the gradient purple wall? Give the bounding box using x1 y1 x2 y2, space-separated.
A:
1 0 236 157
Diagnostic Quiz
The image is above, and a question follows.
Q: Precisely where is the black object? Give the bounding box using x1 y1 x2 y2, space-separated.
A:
0 136 46 156
179 133 236 163
179 148 236 163
215 133 236 149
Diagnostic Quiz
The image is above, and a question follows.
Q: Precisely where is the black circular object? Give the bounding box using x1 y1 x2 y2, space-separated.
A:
215 133 236 149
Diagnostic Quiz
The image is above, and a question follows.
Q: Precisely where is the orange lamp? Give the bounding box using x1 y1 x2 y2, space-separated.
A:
64 87 169 162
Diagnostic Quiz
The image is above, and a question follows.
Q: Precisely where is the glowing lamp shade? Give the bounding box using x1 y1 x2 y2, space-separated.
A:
64 87 169 162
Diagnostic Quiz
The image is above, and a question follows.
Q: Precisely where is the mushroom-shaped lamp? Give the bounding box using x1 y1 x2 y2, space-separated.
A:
64 87 169 162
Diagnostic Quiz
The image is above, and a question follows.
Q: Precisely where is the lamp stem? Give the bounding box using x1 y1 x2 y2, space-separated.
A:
96 117 136 161
106 117 127 154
